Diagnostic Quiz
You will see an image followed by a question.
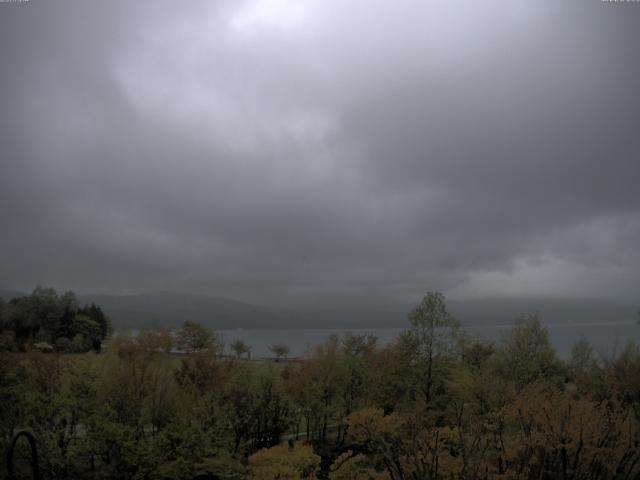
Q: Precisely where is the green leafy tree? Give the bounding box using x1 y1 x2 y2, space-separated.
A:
78 303 111 339
496 314 564 389
339 333 377 428
404 291 460 403
0 287 110 350
223 365 291 453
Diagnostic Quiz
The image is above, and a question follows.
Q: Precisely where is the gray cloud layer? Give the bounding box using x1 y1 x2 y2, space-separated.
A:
1 0 639 306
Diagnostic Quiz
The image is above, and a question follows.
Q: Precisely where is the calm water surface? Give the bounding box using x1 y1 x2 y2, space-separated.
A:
220 322 640 359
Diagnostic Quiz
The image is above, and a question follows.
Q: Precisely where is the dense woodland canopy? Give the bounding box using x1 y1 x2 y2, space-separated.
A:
0 287 111 353
1 290 640 479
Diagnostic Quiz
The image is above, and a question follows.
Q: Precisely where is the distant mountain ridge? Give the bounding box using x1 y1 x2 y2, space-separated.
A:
0 289 637 330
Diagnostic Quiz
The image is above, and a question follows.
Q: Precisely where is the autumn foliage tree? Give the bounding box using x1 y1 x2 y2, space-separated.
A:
175 320 214 353
249 444 320 479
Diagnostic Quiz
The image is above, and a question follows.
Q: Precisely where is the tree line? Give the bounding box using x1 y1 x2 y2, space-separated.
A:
0 287 111 353
1 291 640 479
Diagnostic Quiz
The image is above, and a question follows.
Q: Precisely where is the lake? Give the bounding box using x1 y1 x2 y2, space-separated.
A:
219 322 640 359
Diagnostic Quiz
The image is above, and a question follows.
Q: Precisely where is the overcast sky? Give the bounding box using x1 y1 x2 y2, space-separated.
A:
1 0 639 307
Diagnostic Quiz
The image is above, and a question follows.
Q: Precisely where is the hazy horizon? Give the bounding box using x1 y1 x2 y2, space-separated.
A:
2 287 638 332
1 285 638 310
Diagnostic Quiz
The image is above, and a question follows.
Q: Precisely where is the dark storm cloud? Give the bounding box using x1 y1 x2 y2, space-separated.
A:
1 0 639 306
